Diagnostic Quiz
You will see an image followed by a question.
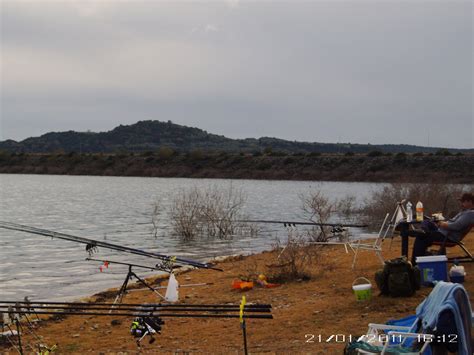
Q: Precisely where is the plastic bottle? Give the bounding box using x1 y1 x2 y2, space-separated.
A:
406 202 413 222
416 201 424 222
165 273 179 302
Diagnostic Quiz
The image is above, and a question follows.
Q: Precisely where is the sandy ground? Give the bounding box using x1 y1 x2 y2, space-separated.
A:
1 233 473 354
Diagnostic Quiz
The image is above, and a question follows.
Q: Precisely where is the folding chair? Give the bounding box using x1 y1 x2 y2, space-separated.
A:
346 282 472 355
431 225 474 263
349 200 408 269
312 201 406 269
350 200 409 269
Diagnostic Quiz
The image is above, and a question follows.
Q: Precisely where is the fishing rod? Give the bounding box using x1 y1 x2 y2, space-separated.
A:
0 302 272 319
0 221 222 271
1 305 271 314
0 301 271 309
85 257 176 272
236 219 368 228
0 310 272 319
2 299 272 352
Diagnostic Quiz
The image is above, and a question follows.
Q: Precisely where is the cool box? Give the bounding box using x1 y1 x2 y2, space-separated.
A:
416 255 448 286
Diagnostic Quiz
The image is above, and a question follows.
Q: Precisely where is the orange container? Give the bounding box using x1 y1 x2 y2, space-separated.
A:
231 280 254 290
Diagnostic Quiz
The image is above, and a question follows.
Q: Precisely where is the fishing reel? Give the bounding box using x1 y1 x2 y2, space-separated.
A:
330 225 349 240
85 242 99 256
130 316 164 344
156 256 177 273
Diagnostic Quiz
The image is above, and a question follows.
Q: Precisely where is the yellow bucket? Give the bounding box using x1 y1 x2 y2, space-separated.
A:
352 277 372 301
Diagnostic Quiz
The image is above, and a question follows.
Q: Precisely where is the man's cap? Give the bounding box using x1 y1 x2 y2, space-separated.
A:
458 192 474 202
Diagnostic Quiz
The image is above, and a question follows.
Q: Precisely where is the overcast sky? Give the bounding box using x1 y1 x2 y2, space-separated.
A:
1 0 472 148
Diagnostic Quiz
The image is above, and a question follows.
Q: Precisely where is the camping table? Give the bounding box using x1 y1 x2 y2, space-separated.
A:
397 220 421 257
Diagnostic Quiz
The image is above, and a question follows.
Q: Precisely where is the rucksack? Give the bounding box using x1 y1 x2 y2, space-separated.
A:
375 257 421 297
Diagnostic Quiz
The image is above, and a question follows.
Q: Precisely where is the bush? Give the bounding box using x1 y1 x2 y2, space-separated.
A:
188 149 204 160
367 150 384 157
266 230 328 283
299 189 356 242
435 149 452 156
156 146 175 160
268 151 287 157
166 185 247 239
359 183 468 229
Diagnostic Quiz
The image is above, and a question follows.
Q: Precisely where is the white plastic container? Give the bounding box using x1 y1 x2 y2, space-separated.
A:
406 202 413 222
165 273 179 302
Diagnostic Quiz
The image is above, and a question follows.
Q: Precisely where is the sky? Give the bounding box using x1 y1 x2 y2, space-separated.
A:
0 0 472 148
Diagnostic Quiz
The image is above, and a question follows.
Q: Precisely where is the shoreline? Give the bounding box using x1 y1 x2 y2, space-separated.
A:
3 234 473 353
1 153 473 183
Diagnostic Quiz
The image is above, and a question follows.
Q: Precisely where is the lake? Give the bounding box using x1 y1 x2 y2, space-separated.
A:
0 174 384 301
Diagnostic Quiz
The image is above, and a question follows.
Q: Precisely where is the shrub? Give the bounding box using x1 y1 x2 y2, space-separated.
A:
367 150 384 157
156 146 175 160
299 189 355 242
359 183 468 229
166 185 247 239
266 230 327 283
188 149 204 160
435 149 452 156
267 234 313 282
269 151 287 157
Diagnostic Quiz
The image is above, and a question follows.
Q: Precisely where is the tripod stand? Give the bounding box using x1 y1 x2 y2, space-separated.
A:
111 265 165 311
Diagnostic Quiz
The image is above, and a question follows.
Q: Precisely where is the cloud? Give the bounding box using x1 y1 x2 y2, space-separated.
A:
204 24 218 33
1 1 472 148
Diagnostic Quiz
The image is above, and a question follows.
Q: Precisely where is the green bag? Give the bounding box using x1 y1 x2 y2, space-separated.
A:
375 257 421 297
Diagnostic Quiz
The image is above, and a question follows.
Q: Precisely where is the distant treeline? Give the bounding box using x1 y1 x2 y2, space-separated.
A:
0 150 472 183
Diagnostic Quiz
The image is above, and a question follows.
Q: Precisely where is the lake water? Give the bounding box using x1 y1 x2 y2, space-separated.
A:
0 174 384 301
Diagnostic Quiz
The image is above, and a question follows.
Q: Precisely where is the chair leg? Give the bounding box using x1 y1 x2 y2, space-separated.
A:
458 243 474 261
376 251 384 265
446 242 474 263
352 248 359 270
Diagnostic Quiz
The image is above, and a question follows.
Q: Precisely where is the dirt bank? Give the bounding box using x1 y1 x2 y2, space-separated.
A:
2 233 473 354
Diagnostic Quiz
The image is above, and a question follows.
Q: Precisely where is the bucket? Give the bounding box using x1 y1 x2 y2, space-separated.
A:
449 264 465 284
352 277 372 301
416 255 448 286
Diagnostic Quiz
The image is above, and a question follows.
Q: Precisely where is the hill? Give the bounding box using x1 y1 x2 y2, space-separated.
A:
1 120 472 154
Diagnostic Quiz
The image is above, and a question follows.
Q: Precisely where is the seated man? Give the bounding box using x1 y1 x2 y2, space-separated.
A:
399 192 474 264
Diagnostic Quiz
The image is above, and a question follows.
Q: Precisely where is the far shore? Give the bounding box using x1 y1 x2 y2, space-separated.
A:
2 232 473 353
1 152 473 183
